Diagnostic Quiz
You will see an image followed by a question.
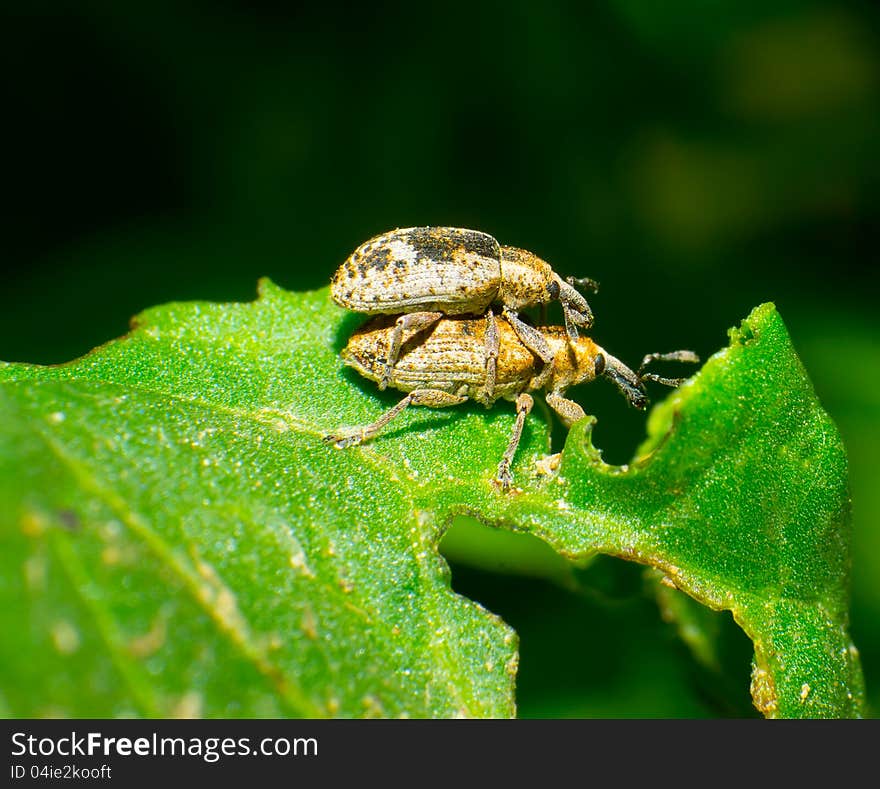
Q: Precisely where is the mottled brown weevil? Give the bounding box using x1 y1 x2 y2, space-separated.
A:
323 316 698 490
330 227 597 399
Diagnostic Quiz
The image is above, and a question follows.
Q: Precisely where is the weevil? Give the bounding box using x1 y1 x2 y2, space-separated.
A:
330 226 598 398
323 315 698 490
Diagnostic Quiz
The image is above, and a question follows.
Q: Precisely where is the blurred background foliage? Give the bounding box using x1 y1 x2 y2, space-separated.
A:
2 0 877 717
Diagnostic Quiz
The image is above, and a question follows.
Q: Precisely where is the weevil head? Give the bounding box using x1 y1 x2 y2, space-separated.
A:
498 246 557 310
339 315 395 385
542 333 605 392
497 246 596 329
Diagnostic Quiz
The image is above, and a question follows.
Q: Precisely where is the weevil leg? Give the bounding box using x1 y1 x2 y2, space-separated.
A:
381 311 444 390
545 391 587 429
476 308 499 405
562 305 579 343
323 388 468 448
495 392 534 491
503 309 556 388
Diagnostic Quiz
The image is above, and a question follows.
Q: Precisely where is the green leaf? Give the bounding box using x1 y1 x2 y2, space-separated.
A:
0 281 863 717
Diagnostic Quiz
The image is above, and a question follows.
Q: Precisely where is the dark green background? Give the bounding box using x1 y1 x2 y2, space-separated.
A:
3 1 878 716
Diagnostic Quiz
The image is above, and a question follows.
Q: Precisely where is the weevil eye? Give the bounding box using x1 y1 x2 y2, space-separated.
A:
547 280 560 299
594 353 606 377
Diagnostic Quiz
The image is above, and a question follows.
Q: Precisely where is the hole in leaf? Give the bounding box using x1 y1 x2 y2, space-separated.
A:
440 516 757 717
547 381 655 465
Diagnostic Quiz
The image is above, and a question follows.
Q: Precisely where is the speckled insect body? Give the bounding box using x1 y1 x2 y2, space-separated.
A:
330 227 597 397
324 315 697 490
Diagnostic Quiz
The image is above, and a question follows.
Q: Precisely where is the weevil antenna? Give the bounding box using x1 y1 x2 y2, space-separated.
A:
637 350 700 388
565 275 600 295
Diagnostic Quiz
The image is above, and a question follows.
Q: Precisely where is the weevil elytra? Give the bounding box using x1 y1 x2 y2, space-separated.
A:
323 315 698 490
330 227 597 398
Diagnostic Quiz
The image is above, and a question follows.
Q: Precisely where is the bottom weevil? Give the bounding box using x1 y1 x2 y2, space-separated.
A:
323 315 698 490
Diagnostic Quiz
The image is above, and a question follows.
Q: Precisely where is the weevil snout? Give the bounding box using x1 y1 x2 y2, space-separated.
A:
555 276 594 341
556 277 592 318
600 352 649 410
600 348 700 410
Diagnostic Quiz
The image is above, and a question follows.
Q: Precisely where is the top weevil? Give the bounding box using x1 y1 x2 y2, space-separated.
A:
330 226 597 396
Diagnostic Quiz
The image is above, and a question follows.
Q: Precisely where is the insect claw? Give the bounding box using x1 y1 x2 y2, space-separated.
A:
322 431 363 449
494 466 513 491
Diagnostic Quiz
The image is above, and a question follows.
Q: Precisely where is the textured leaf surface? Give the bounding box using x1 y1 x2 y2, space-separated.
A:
0 281 863 717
